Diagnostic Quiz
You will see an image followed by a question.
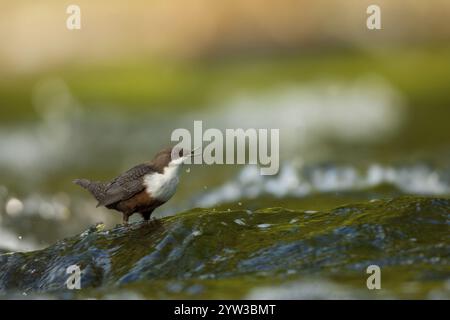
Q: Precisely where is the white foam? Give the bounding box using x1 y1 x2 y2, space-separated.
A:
196 162 450 207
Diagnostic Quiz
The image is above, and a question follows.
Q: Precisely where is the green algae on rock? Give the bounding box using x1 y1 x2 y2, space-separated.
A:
0 196 449 299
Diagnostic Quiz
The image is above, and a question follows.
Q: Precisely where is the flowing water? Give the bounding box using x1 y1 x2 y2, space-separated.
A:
0 65 449 299
0 197 449 299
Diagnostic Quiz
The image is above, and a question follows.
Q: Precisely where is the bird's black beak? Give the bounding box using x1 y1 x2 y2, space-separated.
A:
190 147 201 157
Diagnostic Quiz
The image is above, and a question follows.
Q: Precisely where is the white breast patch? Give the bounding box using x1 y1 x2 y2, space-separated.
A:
143 165 181 202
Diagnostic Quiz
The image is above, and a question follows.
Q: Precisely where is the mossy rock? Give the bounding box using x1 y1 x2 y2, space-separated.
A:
0 196 449 299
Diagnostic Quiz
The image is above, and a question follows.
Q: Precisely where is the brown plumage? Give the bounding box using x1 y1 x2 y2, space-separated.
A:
74 147 191 224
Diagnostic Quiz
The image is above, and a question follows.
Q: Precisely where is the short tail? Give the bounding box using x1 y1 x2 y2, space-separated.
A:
73 179 106 207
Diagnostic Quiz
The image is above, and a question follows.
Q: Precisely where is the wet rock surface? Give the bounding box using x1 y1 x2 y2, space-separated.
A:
0 196 449 299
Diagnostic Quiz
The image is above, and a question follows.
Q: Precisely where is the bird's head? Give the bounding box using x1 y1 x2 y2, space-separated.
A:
152 146 199 169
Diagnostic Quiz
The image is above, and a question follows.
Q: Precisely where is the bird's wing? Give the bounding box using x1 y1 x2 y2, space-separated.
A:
98 163 156 207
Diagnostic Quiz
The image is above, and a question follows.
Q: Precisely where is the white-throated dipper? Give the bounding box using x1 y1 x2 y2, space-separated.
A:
73 146 195 224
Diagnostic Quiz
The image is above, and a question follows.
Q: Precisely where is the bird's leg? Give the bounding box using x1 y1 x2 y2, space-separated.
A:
122 213 130 226
141 210 154 224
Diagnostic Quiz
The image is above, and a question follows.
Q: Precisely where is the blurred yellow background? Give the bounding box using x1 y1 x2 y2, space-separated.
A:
1 0 450 74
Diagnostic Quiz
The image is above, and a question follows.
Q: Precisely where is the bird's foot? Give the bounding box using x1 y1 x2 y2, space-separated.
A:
122 215 130 228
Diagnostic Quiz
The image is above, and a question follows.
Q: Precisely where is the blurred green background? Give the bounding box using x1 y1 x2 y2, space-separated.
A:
0 0 450 253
